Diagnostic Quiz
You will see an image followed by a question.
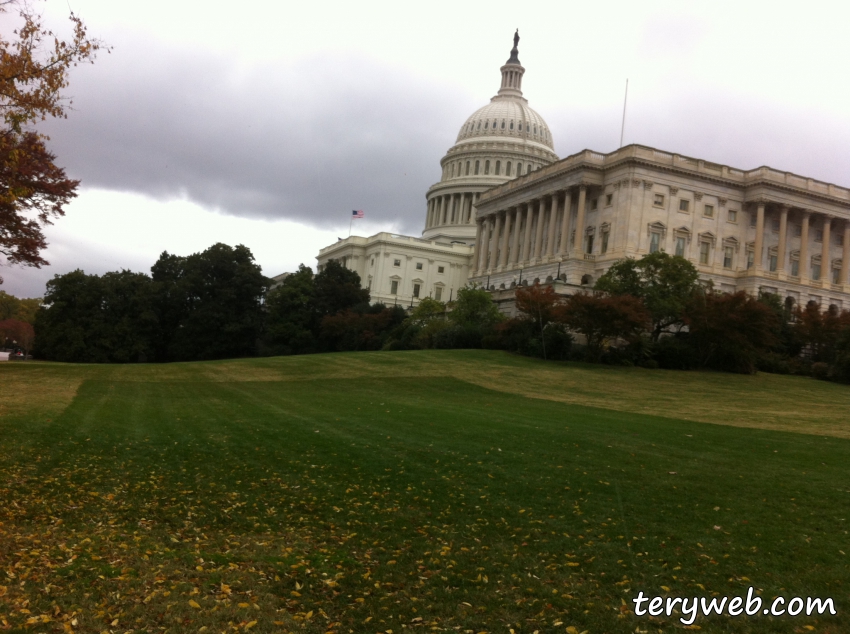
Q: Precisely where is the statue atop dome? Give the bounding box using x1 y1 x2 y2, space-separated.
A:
507 29 520 65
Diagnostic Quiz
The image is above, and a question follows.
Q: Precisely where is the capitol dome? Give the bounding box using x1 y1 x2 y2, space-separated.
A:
454 98 554 153
422 32 559 245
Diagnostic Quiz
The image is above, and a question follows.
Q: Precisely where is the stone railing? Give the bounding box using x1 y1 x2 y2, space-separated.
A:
478 143 850 204
318 233 473 255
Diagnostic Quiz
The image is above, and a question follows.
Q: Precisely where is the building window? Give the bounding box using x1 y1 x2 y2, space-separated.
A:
465 161 470 175
794 224 802 237
586 234 594 254
495 160 501 175
393 259 401 267
438 266 445 274
815 230 823 243
699 241 710 265
506 161 512 176
413 283 421 298
723 246 734 269
518 123 522 131
590 198 598 210
791 259 800 276
728 210 738 223
484 160 490 175
675 236 686 257
501 120 505 129
367 277 372 290
749 213 757 227
484 121 488 130
516 162 522 175
434 286 443 301
769 254 778 272
649 232 661 253
601 231 609 254
772 219 780 232
654 194 664 206
475 160 480 175
834 268 841 284
746 250 754 269
526 164 532 174
812 261 821 280
704 204 714 218
679 199 690 212
371 258 375 267
390 280 399 295
415 262 423 270
605 193 613 206
509 121 514 130
450 163 454 177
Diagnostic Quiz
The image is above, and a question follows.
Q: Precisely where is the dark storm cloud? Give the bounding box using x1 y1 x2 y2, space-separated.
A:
42 34 476 234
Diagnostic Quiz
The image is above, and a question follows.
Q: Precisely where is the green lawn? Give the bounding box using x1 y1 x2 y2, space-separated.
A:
0 351 848 633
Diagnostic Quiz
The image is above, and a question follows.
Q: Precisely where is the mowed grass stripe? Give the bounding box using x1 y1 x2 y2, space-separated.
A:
4 350 850 438
1 373 847 632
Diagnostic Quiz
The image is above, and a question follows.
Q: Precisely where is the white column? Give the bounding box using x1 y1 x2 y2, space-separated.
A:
476 218 489 273
545 195 558 258
532 200 545 261
473 219 484 275
777 205 788 274
499 210 512 268
574 185 587 256
559 190 572 256
508 208 521 266
754 201 765 272
822 215 831 283
490 212 503 271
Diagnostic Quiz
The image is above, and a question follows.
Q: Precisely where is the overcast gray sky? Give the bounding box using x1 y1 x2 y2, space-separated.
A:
3 0 850 297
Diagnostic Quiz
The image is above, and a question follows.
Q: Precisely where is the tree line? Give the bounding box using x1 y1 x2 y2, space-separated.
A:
17 245 850 383
488 252 850 382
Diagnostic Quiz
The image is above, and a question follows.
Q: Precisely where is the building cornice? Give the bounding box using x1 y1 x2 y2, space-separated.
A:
317 232 473 260
477 144 850 211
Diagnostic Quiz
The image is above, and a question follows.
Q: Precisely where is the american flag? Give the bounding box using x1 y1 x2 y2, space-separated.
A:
352 209 364 219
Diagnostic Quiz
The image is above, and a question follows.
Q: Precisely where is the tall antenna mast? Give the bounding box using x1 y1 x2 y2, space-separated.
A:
619 78 629 148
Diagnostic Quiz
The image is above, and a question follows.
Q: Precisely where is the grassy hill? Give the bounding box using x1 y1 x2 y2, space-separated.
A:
1 351 848 633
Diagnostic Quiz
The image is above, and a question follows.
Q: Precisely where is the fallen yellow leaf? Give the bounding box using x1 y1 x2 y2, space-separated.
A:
189 600 200 609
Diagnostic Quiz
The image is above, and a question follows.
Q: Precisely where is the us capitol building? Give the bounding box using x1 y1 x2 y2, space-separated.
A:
316 33 850 312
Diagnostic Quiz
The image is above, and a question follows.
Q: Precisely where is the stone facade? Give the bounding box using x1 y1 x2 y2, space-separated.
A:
317 233 472 306
470 145 850 311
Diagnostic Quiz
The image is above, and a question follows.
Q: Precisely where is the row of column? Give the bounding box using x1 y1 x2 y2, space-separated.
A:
753 202 850 285
473 185 589 275
426 192 480 228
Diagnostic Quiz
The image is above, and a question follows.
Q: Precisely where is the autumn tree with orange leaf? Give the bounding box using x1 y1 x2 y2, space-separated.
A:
0 0 107 282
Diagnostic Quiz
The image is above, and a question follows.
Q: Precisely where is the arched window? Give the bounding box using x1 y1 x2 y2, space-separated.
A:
450 163 455 177
518 123 522 132
506 161 512 176
516 162 522 175
526 164 532 174
484 160 490 175
484 121 488 130
465 161 470 175
509 121 514 130
495 160 501 175
501 120 505 129
477 121 481 130
474 160 480 175
533 125 538 135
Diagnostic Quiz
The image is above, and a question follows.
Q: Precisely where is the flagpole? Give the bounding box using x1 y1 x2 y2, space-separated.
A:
349 214 353 238
619 78 629 148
